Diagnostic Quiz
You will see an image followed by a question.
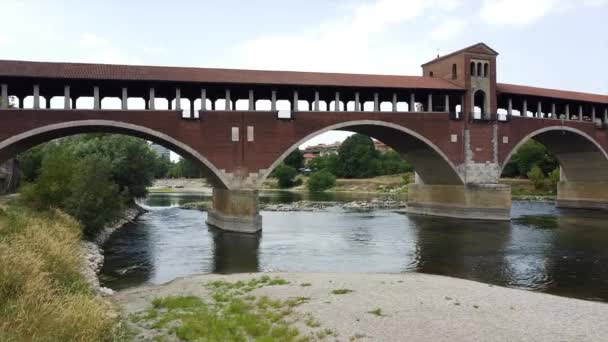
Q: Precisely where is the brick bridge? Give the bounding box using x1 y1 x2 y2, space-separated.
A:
1 43 607 233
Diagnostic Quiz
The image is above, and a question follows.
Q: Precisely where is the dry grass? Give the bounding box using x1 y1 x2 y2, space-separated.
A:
0 201 128 342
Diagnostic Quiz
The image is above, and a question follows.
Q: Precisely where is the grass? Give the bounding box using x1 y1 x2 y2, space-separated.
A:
0 200 128 341
367 308 386 317
331 288 353 295
300 282 312 287
132 276 328 341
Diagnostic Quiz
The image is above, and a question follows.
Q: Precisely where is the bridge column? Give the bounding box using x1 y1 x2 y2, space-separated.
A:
409 94 415 112
63 86 70 109
592 106 596 123
249 90 255 111
206 188 262 233
373 93 379 112
565 104 570 120
121 87 128 110
522 99 527 117
175 88 181 111
537 101 542 118
392 93 398 112
334 91 339 111
406 184 511 220
201 89 207 111
427 94 433 112
33 84 40 109
578 105 583 121
551 103 556 118
271 90 277 111
1 84 8 108
444 94 450 113
225 89 231 111
149 88 155 110
293 90 299 112
557 181 608 211
93 86 101 109
354 92 360 111
507 98 513 116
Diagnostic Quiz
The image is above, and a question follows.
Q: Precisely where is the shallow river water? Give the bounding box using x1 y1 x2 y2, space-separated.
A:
100 192 608 302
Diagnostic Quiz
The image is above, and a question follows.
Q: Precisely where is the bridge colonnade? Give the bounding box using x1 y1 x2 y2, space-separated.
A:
2 43 608 233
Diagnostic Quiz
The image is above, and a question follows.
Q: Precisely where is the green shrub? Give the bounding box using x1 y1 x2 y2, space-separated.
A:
273 164 298 188
307 170 336 192
527 165 545 190
546 168 560 192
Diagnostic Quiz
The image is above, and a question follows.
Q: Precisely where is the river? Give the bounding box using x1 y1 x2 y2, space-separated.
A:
100 192 608 302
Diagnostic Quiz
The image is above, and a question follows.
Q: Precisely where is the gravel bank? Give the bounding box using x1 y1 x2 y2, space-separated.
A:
112 272 608 341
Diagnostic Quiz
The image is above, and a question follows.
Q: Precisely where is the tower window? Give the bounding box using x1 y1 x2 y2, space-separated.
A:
483 63 489 77
470 62 475 76
477 62 482 77
452 64 457 79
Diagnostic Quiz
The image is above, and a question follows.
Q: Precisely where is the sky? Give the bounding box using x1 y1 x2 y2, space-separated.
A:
1 0 607 149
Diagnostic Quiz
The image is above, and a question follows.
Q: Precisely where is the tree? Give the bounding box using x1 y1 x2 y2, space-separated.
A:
527 165 546 190
307 170 336 192
378 150 413 175
502 140 559 177
64 155 124 236
168 158 202 178
21 146 76 209
153 155 172 179
284 149 304 170
273 164 298 188
336 134 380 178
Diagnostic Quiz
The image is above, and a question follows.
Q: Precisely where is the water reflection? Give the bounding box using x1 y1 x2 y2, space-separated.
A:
101 193 608 302
211 228 260 274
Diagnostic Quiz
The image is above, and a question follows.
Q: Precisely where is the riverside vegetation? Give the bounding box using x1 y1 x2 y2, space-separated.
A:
1 134 172 340
268 134 560 197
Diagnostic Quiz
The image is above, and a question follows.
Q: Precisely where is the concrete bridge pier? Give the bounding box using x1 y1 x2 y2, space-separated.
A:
556 181 608 210
206 188 262 233
406 183 511 221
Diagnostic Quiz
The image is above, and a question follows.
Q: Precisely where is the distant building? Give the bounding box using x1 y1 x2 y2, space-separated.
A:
373 140 391 153
150 143 171 159
302 142 341 157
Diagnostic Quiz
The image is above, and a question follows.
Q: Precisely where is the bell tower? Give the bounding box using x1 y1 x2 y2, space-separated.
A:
422 43 499 121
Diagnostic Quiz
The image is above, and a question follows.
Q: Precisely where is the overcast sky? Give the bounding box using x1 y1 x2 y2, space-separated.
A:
1 0 606 148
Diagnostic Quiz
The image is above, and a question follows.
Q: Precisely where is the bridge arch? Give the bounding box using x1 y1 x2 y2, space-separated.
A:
258 120 464 187
0 119 231 189
501 126 608 182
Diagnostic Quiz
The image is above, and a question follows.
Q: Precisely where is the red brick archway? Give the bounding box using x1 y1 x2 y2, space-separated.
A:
256 119 464 187
0 118 230 188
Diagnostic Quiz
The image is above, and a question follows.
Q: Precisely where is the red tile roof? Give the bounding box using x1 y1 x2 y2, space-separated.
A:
0 59 464 90
497 83 608 104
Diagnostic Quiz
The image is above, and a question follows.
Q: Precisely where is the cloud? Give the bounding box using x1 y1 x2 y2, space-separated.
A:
429 18 467 40
232 0 462 74
479 0 607 27
479 0 557 27
0 35 11 45
76 33 139 65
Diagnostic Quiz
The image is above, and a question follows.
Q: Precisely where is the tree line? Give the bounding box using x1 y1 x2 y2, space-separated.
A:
273 134 561 192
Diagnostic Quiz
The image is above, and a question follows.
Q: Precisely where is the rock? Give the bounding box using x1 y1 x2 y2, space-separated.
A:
80 204 145 296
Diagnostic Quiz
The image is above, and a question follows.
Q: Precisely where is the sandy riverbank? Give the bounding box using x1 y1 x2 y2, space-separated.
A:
113 272 608 341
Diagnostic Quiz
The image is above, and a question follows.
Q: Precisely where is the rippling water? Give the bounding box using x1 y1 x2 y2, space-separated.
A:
100 192 608 302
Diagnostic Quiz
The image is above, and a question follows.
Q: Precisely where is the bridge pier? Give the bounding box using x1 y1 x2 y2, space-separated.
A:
406 183 511 221
556 181 608 210
206 188 262 233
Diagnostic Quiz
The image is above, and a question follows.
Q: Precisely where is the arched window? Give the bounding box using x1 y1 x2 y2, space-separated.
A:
474 90 486 115
483 63 489 77
452 64 457 79
477 62 482 77
429 71 434 77
470 62 475 76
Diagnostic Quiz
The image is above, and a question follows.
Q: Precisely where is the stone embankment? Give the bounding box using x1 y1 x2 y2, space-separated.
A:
80 205 145 296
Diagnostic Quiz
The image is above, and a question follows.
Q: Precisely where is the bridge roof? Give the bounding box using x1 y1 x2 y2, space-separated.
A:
0 59 464 91
497 83 608 104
